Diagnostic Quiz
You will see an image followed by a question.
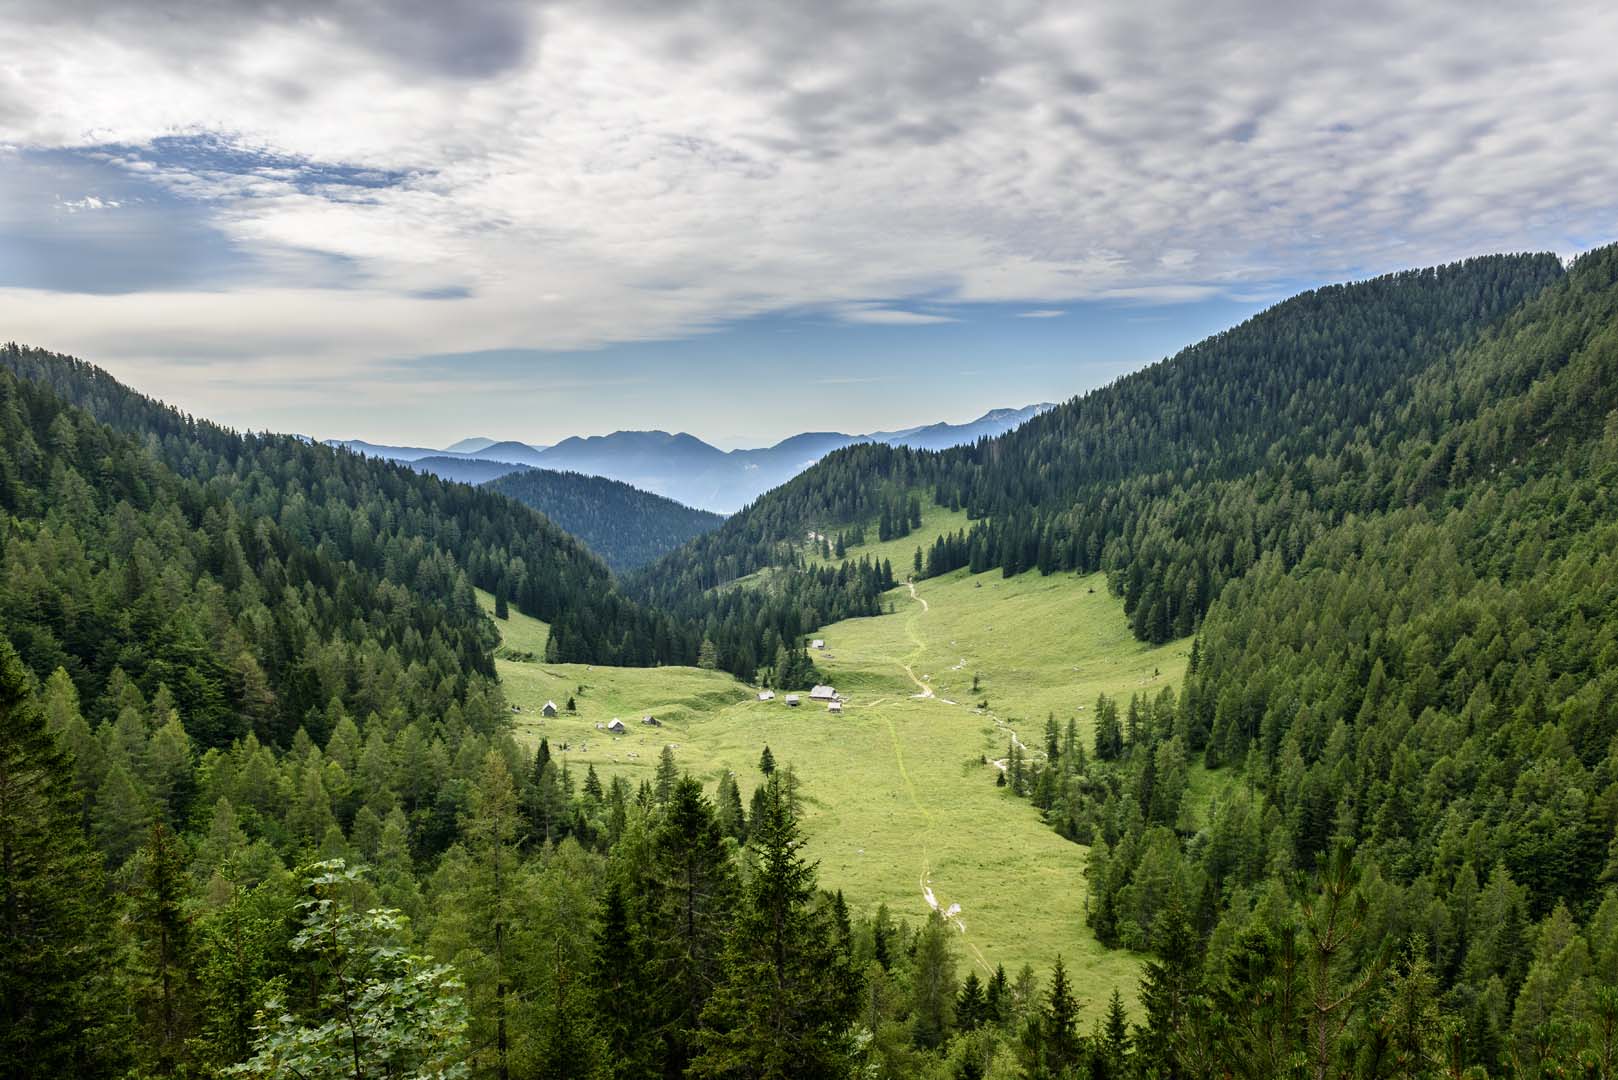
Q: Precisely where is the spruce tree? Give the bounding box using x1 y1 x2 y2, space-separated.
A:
1100 989 1130 1074
0 640 130 1079
130 821 198 1076
957 971 989 1032
647 775 740 1076
985 963 1009 1025
1136 896 1201 1079
691 773 858 1078
759 745 777 776
1042 956 1082 1077
911 911 959 1049
593 880 652 1079
460 750 524 1080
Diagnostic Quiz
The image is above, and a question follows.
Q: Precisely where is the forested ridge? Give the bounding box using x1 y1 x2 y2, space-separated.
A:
633 253 1565 673
484 467 725 573
993 244 1618 1074
0 344 695 668
0 359 511 749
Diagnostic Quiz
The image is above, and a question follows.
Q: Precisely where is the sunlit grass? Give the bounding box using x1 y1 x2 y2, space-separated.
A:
479 559 1191 1011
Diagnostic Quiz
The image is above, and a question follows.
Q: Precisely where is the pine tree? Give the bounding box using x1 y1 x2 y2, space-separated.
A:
872 904 893 971
93 760 152 866
0 639 131 1079
715 771 747 842
759 745 776 776
691 773 858 1078
192 879 276 1072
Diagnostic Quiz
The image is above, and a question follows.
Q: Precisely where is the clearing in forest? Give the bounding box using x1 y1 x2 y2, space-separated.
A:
478 558 1187 1011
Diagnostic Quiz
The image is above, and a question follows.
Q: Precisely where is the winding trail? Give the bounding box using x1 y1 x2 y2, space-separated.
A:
885 579 990 972
901 581 935 698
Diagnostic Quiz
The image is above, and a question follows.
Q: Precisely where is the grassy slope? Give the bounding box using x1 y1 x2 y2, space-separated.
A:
805 499 976 573
479 545 1189 1010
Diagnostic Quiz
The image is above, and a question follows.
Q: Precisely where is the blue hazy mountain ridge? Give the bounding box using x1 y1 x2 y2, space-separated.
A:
327 402 1054 512
405 457 532 485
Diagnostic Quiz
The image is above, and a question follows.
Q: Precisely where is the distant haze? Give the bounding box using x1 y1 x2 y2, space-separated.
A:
332 404 1055 513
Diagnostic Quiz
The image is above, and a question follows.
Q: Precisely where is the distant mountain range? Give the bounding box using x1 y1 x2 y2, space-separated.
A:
326 403 1054 512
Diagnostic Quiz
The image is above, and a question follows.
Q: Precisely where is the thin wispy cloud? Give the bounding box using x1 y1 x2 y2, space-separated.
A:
814 374 905 385
1016 309 1066 319
838 305 961 326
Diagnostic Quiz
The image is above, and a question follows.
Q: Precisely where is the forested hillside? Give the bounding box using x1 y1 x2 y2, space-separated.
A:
0 345 695 667
634 253 1565 675
0 361 510 749
484 467 725 573
989 244 1618 1072
4 247 1618 1080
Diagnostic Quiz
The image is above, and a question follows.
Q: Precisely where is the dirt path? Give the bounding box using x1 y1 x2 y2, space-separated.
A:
887 579 991 972
901 581 935 698
902 662 934 698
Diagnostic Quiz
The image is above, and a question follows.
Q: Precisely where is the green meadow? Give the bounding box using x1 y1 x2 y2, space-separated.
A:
478 551 1188 1010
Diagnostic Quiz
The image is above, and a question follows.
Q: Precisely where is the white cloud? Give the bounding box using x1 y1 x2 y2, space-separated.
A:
837 305 961 326
1016 309 1065 318
1 0 1616 426
58 195 121 211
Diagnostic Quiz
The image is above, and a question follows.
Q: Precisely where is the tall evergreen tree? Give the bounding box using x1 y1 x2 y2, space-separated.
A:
592 879 652 1079
911 911 958 1049
460 750 524 1080
648 775 739 1076
0 639 130 1079
691 773 858 1079
1136 897 1201 1080
130 821 198 1076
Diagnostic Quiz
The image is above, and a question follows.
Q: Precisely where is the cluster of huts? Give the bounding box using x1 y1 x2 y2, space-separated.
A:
759 684 842 712
528 695 670 737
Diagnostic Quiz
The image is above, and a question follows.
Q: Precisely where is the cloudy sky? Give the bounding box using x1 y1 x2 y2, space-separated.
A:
3 1 1614 448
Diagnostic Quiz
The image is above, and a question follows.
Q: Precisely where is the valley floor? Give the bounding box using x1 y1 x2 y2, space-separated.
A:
480 567 1187 1011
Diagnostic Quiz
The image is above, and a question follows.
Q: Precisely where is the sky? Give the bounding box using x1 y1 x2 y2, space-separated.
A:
2 1 1615 449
